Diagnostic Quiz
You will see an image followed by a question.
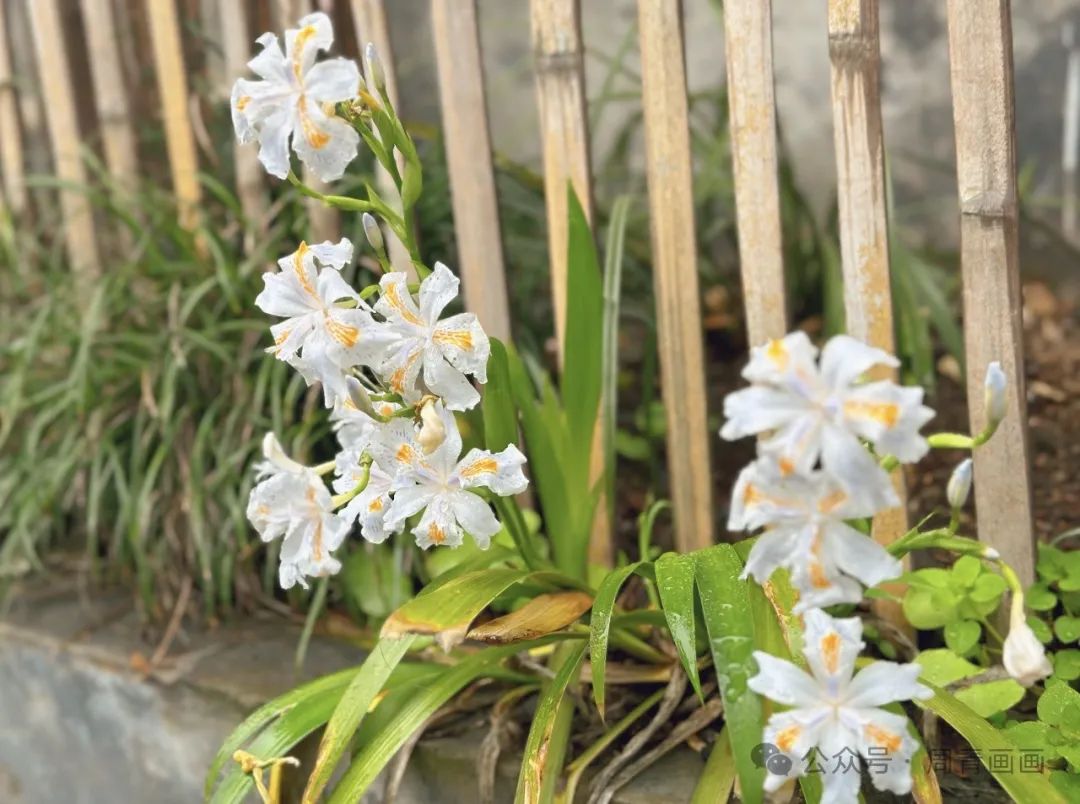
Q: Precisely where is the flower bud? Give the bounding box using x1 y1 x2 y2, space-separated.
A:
1002 594 1053 686
362 213 385 255
946 458 973 510
983 362 1007 430
417 398 446 454
365 43 386 95
261 432 305 475
345 376 378 419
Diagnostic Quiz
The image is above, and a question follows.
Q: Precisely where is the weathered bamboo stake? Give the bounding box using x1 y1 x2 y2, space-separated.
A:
219 0 267 230
530 0 610 566
276 0 340 242
349 0 415 277
946 0 1035 584
146 0 202 231
0 3 26 214
80 0 139 190
638 0 714 552
29 0 100 275
722 0 786 345
827 0 909 635
430 0 512 341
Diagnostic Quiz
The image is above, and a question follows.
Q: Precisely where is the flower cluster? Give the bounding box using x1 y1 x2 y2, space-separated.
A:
235 14 527 590
722 332 935 799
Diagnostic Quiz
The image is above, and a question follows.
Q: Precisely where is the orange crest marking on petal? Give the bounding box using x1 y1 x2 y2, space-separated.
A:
291 242 319 299
843 400 899 428
433 328 473 351
428 523 447 545
766 338 789 369
820 631 842 673
305 486 325 560
778 457 795 476
395 444 416 465
292 25 318 81
865 723 902 754
382 281 424 326
809 562 832 589
817 489 847 514
776 724 801 752
297 97 331 149
325 316 360 348
236 95 251 111
743 483 761 505
389 350 421 394
368 497 383 512
461 457 498 479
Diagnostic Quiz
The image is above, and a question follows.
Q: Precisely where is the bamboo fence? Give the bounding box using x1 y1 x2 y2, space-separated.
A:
0 0 1038 582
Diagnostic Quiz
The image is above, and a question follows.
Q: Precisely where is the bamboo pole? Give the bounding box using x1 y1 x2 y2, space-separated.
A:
430 0 512 341
946 0 1035 584
219 0 267 230
722 0 786 345
146 0 201 230
826 1 908 542
0 3 26 214
349 0 415 277
80 0 139 189
29 0 100 275
530 0 610 566
637 0 714 552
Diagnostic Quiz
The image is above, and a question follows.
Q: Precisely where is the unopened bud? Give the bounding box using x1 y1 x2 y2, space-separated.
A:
983 362 1007 430
417 398 446 454
1003 593 1053 686
946 458 973 510
261 432 305 475
362 213 384 255
365 43 386 95
345 376 378 418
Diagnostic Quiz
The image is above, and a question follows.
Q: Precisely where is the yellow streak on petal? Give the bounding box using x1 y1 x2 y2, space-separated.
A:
843 400 899 428
297 97 330 150
368 497 383 512
306 485 324 561
461 457 498 479
325 316 360 348
820 631 841 674
776 724 801 752
428 522 446 545
778 457 795 476
809 562 832 589
766 338 788 369
395 444 416 465
817 489 847 514
236 95 251 111
865 723 902 754
382 281 424 326
433 328 473 351
291 242 318 299
292 25 318 81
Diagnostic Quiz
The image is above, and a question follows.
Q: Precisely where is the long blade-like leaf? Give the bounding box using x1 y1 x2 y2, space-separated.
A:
302 635 417 803
589 561 645 717
328 635 581 803
654 551 702 700
483 338 518 452
515 641 588 803
695 545 765 804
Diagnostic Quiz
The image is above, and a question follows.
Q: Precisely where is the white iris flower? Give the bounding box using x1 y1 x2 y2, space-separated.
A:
369 402 527 549
748 609 932 803
729 459 901 611
255 239 396 406
373 263 490 411
231 12 360 181
332 449 396 545
721 332 934 510
246 434 350 589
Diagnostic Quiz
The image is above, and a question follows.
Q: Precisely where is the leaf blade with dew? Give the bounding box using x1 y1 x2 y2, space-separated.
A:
590 561 647 717
654 551 702 701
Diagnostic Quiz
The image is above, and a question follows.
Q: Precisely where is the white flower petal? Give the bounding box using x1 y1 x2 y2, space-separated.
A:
846 661 932 709
802 609 863 688
739 529 800 584
742 331 820 385
449 490 501 548
305 58 361 103
425 402 463 477
432 313 490 383
820 424 898 511
854 707 920 796
375 272 425 329
286 12 334 79
291 98 359 182
456 445 528 496
383 484 432 531
761 708 828 789
827 523 903 590
419 262 460 322
248 33 289 83
817 754 863 804
820 334 898 389
842 382 933 462
748 651 823 708
308 237 354 271
719 386 809 442
422 349 481 411
412 495 464 549
255 107 295 179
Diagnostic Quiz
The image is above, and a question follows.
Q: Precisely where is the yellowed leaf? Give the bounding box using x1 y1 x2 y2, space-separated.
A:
467 592 593 644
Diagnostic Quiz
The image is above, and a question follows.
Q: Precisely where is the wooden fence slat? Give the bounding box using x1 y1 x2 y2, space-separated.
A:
530 0 610 565
29 0 100 275
219 0 267 230
350 0 416 278
0 3 26 214
722 0 787 345
946 0 1035 584
637 0 714 552
430 0 512 341
80 0 139 189
146 0 201 230
826 1 908 550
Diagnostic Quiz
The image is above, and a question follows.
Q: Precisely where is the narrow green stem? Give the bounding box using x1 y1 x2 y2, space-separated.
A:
294 577 329 670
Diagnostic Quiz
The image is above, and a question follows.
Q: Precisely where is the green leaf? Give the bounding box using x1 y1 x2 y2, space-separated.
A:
915 648 982 686
916 684 1067 803
303 636 417 802
952 555 982 585
380 567 530 650
691 726 736 804
695 545 764 804
590 561 646 717
1031 616 1055 644
562 186 603 461
1039 679 1080 727
970 572 1007 603
328 635 577 803
1054 616 1080 643
955 679 1026 718
515 640 588 803
483 339 518 452
600 194 631 524
1028 583 1059 612
944 620 982 656
205 666 359 801
1054 650 1080 681
654 551 702 700
903 587 957 629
